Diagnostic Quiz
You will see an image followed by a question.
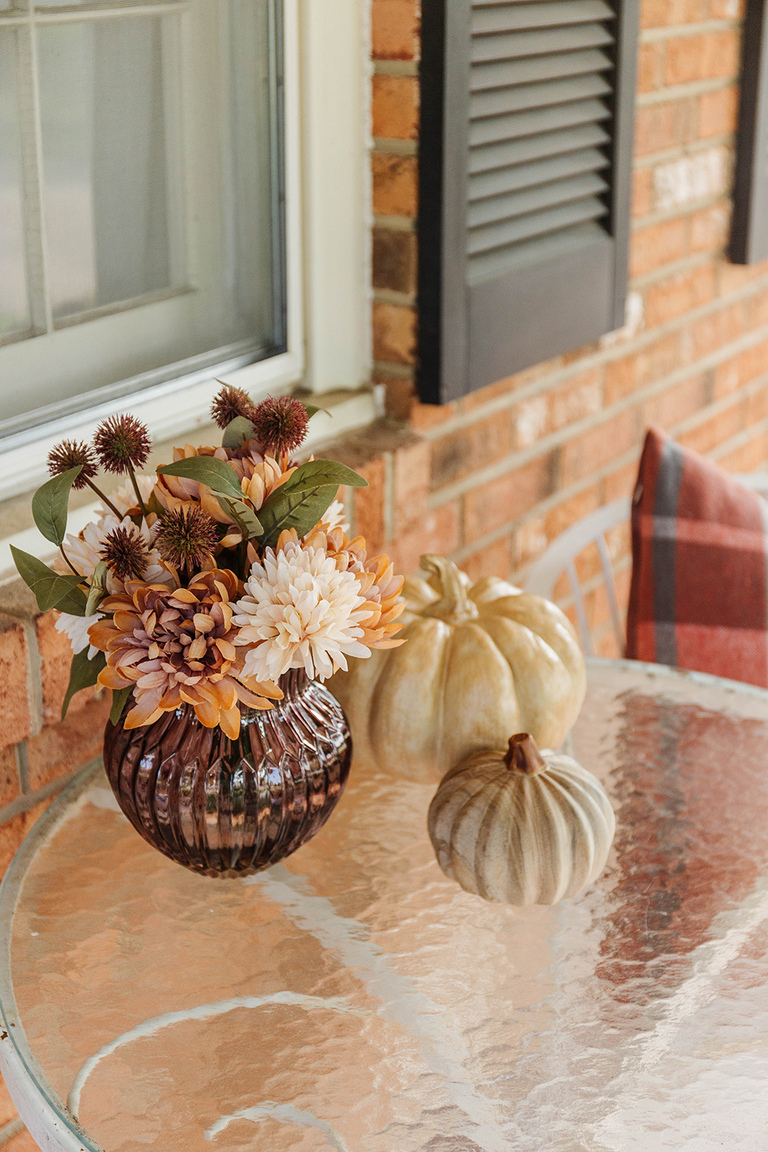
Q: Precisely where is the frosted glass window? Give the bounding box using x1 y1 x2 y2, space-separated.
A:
0 0 285 430
0 31 32 341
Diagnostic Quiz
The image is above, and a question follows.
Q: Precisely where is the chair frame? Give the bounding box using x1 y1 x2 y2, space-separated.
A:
523 474 768 656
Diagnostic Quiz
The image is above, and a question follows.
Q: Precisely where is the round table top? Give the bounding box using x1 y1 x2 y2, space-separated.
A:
3 658 768 1152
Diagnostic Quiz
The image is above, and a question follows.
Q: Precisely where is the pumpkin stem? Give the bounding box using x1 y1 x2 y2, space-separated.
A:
419 555 479 623
505 733 547 776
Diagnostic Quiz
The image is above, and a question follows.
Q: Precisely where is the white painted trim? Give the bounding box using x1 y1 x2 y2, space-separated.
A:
299 0 372 394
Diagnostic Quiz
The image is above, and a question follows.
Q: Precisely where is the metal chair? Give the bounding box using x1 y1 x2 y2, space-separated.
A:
523 473 768 656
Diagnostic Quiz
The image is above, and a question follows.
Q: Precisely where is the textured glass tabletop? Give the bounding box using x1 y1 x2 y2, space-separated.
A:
3 658 768 1152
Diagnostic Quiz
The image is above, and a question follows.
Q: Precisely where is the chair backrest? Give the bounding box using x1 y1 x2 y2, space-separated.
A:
523 473 768 656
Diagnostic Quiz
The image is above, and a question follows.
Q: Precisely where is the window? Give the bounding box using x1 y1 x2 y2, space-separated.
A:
417 0 640 404
0 0 374 510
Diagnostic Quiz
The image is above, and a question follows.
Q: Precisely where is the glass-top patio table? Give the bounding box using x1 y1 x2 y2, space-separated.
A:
2 658 768 1152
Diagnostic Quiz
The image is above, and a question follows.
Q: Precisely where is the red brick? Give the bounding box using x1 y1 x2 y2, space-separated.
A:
372 0 420 60
630 217 688 278
709 0 744 16
389 502 461 574
26 695 109 792
409 398 460 431
678 398 744 454
393 437 431 535
372 75 419 139
372 227 417 294
372 301 416 364
603 459 642 502
644 264 717 328
372 153 417 216
460 537 514 583
638 42 665 93
746 284 768 328
717 430 768 473
560 408 641 485
463 453 558 543
549 369 604 433
746 379 768 425
634 99 696 157
632 168 654 218
715 338 768 398
0 616 31 750
682 301 744 361
36 611 99 727
513 517 549 569
645 373 710 428
690 202 730 253
697 85 739 138
545 486 602 543
718 259 766 296
0 815 26 878
0 746 19 810
641 0 708 27
352 457 387 553
430 411 512 490
664 31 739 86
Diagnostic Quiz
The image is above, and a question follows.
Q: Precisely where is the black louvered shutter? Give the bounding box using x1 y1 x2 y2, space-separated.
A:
418 0 640 403
730 0 768 264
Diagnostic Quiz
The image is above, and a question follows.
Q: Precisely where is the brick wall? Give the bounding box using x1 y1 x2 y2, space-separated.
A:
0 0 766 1143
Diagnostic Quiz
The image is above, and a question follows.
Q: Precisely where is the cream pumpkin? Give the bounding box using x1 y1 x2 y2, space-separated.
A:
428 733 615 906
329 554 586 780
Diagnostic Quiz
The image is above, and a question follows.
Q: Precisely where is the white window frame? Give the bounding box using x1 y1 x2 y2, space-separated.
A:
0 0 374 505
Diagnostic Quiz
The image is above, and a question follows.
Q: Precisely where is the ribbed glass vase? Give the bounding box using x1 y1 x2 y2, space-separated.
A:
102 670 352 877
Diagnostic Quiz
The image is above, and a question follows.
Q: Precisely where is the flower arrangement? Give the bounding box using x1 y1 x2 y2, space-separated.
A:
13 389 405 739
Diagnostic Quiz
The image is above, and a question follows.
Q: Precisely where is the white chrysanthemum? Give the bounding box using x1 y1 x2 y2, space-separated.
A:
99 474 156 520
232 539 371 681
55 610 103 659
54 514 168 590
316 499 350 535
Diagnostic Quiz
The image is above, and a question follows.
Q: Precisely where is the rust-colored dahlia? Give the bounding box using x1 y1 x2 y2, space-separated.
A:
88 569 282 738
280 525 406 650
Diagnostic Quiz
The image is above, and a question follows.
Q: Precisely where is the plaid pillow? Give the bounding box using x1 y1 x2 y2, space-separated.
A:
626 426 768 687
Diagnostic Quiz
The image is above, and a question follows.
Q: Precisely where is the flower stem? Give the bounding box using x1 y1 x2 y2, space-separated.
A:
59 544 80 578
128 467 149 517
84 477 122 519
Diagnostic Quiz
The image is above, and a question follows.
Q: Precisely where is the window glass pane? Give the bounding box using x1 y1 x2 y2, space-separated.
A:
0 30 32 342
38 17 175 321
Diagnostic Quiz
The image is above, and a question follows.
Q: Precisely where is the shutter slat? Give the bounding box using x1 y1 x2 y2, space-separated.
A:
472 47 613 90
468 220 608 285
469 196 608 255
470 146 610 200
473 0 615 35
471 72 611 118
469 171 609 226
471 23 614 63
470 96 610 145
470 122 611 174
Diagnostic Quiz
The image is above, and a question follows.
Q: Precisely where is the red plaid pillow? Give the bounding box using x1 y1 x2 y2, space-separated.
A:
626 427 768 687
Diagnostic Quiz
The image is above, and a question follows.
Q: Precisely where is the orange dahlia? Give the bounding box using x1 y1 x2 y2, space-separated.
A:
88 569 281 738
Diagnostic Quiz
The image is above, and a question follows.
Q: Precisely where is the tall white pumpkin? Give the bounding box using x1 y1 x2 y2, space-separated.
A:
328 555 586 781
428 734 615 906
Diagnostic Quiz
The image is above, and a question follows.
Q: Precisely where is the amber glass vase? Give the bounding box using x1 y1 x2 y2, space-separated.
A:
102 670 352 877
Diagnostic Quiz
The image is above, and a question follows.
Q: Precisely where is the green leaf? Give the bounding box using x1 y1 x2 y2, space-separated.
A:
11 547 88 615
283 460 368 491
258 484 339 550
31 466 82 546
85 560 108 617
157 456 243 500
301 403 330 419
109 686 132 726
222 416 257 450
61 649 106 721
214 493 263 539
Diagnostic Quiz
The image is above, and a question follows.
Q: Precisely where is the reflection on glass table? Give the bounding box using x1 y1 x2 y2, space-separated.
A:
2 658 768 1152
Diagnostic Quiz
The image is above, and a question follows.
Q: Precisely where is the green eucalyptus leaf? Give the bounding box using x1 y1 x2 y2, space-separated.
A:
109 686 132 726
283 460 368 492
157 457 243 500
222 416 257 450
258 484 339 550
85 560 108 617
11 547 88 615
31 466 83 546
61 649 106 721
301 403 330 419
214 493 263 539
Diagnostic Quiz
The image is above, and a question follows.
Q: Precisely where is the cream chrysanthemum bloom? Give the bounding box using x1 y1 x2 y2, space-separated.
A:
55 610 104 659
232 538 371 682
103 474 156 518
54 514 167 589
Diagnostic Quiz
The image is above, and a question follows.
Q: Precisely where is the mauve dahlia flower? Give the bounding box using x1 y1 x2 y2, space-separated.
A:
88 569 281 737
